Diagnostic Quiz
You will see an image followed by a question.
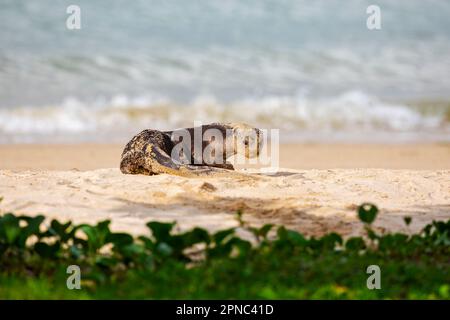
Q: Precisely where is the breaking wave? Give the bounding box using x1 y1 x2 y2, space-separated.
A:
1 91 449 143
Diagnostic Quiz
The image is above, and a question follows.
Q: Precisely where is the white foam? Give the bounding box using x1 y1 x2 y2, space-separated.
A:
0 91 448 143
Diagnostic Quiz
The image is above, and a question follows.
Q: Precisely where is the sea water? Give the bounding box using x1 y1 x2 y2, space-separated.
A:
1 0 449 143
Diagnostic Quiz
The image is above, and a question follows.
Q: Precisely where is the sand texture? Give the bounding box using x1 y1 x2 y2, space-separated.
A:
1 167 449 237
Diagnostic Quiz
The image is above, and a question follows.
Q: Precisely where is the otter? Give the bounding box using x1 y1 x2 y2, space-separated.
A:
120 123 263 177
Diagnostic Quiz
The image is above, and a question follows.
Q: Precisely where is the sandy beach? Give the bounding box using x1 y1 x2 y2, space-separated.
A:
2 143 450 170
1 143 449 237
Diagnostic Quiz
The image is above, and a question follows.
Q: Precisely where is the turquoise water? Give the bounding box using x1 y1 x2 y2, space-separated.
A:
1 0 450 142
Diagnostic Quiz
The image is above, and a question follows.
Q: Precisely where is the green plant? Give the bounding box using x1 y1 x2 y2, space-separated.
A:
0 202 449 299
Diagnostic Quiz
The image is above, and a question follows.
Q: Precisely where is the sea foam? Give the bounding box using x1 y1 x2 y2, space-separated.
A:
1 91 448 143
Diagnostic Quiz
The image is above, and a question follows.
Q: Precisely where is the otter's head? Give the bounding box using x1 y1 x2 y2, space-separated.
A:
230 123 264 159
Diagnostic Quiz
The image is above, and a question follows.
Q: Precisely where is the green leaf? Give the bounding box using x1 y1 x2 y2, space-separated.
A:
79 220 111 253
404 216 412 226
34 242 60 258
277 226 307 246
107 232 134 247
320 232 343 249
358 203 378 224
22 215 45 234
49 219 73 242
147 221 176 242
250 224 274 240
181 227 210 247
258 224 274 238
138 235 154 250
80 225 97 244
378 233 409 252
345 237 366 251
69 244 83 259
17 215 45 248
229 237 252 257
208 242 233 258
96 220 112 239
156 242 173 257
213 228 235 244
95 256 118 268
0 213 21 244
119 243 147 258
365 227 379 240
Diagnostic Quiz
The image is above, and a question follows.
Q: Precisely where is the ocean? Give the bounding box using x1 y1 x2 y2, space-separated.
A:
1 0 450 143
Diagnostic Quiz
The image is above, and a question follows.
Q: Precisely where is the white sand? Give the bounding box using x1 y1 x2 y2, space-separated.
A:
1 168 449 237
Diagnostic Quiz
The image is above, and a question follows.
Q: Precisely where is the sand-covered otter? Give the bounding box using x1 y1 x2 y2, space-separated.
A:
120 123 263 177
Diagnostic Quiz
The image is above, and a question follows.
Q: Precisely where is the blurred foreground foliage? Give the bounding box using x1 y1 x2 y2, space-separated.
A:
0 201 449 299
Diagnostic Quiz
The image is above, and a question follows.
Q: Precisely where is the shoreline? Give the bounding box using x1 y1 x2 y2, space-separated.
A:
1 142 450 170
